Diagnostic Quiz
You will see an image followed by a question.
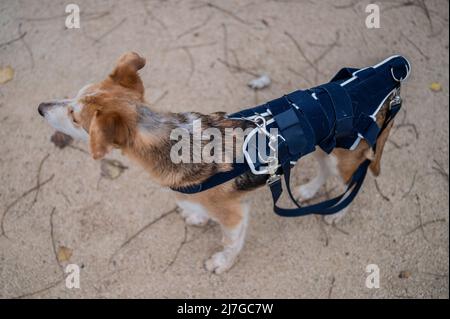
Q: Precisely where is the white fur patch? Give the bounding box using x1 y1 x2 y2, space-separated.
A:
177 200 210 226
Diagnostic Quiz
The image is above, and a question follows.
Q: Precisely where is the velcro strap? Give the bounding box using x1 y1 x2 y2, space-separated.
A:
274 108 315 157
266 96 291 116
355 113 380 146
319 82 354 137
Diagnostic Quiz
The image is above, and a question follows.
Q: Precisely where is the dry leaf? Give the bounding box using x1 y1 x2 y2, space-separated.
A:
398 270 411 279
0 66 14 84
100 159 128 180
57 246 73 262
429 82 442 92
50 131 73 149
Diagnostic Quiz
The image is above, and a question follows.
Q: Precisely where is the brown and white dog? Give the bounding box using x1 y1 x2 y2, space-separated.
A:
38 52 395 273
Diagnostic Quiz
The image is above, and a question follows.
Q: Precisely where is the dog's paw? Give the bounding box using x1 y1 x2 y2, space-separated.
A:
295 184 318 201
324 210 347 225
204 251 235 274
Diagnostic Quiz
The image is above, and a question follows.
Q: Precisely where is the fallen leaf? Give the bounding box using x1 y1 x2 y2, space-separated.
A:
429 82 442 92
50 131 73 149
399 270 411 279
100 159 128 180
0 66 14 84
57 246 73 262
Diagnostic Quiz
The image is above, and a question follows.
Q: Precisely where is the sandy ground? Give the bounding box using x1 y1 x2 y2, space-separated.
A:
0 0 448 299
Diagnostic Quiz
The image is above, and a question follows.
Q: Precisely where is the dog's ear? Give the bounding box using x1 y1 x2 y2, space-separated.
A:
369 120 394 176
89 110 132 160
109 52 146 95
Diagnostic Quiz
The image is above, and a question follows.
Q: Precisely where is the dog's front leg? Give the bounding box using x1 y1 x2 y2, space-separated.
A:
203 201 249 274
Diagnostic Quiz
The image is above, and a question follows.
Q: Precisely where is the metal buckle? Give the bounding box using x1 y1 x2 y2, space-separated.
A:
389 89 402 110
266 174 281 185
391 62 410 82
247 115 282 175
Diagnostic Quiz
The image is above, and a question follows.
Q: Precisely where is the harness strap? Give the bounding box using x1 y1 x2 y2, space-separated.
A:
319 82 354 138
173 163 249 194
355 113 380 146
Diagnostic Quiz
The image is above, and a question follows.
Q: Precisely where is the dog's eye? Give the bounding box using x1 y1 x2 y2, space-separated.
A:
68 108 79 124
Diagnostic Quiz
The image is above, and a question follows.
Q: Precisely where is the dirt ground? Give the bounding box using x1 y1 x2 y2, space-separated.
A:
0 0 448 299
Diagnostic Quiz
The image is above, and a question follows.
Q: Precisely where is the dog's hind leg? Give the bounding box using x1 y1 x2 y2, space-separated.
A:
295 150 338 201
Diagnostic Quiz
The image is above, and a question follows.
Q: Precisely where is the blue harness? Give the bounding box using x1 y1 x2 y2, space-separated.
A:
173 55 411 217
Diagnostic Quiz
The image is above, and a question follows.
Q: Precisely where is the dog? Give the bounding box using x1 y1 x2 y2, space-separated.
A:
38 52 396 273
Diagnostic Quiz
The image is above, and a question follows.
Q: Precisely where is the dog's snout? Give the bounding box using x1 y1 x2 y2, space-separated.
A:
38 102 51 117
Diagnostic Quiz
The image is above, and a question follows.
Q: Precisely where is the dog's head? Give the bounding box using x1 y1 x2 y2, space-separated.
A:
38 52 146 159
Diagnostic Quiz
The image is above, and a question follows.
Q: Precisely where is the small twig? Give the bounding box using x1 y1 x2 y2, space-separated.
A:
222 23 229 65
50 208 64 274
67 144 90 155
1 174 54 238
416 0 433 31
313 31 340 65
0 32 26 49
96 175 103 191
333 0 358 9
12 278 64 299
177 13 213 39
29 153 50 210
18 24 34 69
163 223 188 273
316 215 329 247
402 171 417 198
152 90 169 106
432 159 449 182
83 11 112 21
328 276 336 299
217 58 259 77
401 31 430 60
141 0 167 30
170 41 217 50
387 139 408 149
405 218 446 236
59 191 71 205
88 18 127 43
109 207 178 264
287 67 313 86
331 224 350 236
199 2 250 25
181 47 195 81
284 31 323 75
374 179 390 202
411 194 435 244
230 49 241 69
420 271 449 278
394 123 419 139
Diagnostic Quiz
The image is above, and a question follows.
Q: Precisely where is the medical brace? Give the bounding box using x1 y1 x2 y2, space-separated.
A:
173 55 411 217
